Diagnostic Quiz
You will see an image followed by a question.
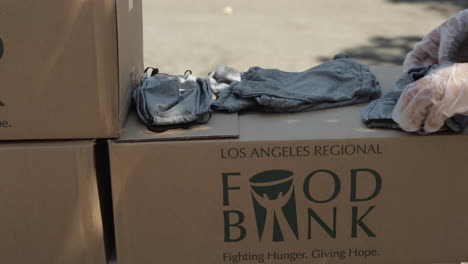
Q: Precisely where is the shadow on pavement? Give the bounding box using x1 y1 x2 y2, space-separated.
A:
387 0 467 7
318 35 422 66
387 0 467 16
319 1 466 66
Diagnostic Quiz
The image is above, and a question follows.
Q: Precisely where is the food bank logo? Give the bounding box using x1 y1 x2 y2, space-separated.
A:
223 168 382 242
249 170 299 241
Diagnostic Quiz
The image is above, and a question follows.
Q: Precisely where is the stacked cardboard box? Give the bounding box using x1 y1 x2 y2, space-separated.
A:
0 0 143 140
0 141 110 263
108 67 468 264
2 1 468 263
0 0 143 263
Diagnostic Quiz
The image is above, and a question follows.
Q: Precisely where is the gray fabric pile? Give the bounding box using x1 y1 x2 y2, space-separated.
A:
133 55 383 132
362 63 468 133
133 69 212 131
211 54 381 113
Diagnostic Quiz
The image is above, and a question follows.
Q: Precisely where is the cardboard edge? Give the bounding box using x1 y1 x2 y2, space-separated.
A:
114 0 123 137
113 113 240 143
115 0 144 138
94 140 116 262
0 140 96 149
114 133 240 143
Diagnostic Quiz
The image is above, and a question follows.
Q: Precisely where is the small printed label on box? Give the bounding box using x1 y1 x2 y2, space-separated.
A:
223 248 381 263
129 0 134 11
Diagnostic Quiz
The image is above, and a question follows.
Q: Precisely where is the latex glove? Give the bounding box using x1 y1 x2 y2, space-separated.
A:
392 63 468 133
403 10 468 72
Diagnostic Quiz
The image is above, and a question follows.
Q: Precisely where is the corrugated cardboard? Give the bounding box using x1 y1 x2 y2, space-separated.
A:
109 66 468 264
0 0 143 140
0 140 109 263
117 112 240 142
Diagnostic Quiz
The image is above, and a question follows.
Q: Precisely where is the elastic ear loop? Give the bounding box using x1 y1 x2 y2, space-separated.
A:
146 113 213 133
144 67 159 76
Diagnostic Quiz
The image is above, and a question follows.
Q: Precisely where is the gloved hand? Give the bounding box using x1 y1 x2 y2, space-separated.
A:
403 10 468 72
392 63 468 133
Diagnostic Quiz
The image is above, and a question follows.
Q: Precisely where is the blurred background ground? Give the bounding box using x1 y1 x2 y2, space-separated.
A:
142 0 467 75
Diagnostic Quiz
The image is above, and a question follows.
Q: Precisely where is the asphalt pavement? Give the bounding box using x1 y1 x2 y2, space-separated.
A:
142 0 466 74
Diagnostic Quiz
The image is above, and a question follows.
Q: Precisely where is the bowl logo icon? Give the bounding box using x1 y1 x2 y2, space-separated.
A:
249 170 299 241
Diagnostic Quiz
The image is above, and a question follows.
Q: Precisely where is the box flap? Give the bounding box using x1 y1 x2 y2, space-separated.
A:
115 111 239 142
115 0 144 134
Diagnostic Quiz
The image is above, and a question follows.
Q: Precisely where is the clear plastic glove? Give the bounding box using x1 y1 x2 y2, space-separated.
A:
393 63 468 133
403 10 468 72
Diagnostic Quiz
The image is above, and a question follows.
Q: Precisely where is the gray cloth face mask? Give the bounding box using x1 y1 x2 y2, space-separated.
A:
133 69 213 128
210 54 382 113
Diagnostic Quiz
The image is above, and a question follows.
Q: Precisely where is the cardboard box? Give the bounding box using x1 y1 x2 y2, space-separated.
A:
109 67 468 264
0 0 143 140
0 140 111 264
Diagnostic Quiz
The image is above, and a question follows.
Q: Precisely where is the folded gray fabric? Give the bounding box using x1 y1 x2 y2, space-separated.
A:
208 65 241 95
211 55 381 113
133 69 212 127
362 63 468 133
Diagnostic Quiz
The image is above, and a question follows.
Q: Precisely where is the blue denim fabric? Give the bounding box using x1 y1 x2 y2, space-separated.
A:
133 70 212 127
362 63 468 133
211 55 381 113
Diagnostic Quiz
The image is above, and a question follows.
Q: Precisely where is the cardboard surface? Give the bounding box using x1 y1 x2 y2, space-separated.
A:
109 66 468 264
110 138 468 264
116 0 144 130
237 66 408 142
0 0 143 140
0 140 108 264
117 112 239 142
118 66 409 143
